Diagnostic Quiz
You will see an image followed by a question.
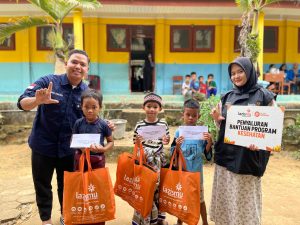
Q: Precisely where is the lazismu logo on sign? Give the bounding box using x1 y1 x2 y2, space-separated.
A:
76 183 98 201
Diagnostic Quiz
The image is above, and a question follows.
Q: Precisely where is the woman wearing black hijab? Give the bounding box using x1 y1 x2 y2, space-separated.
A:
209 57 275 225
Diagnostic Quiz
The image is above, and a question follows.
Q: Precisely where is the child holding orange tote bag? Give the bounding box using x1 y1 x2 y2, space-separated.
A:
132 93 170 225
169 99 213 225
159 147 200 225
64 89 115 225
114 142 159 219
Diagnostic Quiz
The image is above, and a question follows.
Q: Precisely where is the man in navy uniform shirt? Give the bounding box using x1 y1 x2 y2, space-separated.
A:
18 49 97 225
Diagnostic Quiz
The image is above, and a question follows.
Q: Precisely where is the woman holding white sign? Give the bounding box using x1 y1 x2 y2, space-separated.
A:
209 57 276 225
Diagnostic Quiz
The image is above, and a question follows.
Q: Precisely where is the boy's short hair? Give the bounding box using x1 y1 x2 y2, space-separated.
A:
191 72 196 76
68 49 90 64
143 92 162 107
184 99 200 110
208 73 214 78
81 89 103 107
185 74 191 78
198 75 204 79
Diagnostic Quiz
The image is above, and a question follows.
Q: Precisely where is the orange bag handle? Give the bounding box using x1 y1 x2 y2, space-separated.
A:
169 147 187 171
79 148 93 195
133 142 146 165
78 148 92 172
85 148 93 171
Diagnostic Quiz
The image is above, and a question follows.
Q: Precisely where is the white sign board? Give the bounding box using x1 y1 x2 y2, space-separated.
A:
225 106 284 152
178 126 208 140
137 125 166 140
70 134 101 148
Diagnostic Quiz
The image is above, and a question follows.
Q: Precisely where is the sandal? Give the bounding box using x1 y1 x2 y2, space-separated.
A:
42 221 53 225
174 219 183 225
60 216 65 225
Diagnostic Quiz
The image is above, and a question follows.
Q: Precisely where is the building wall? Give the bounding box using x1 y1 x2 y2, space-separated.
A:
0 17 299 95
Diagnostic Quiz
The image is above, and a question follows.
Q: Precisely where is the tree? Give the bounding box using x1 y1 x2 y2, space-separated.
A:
0 0 101 74
235 0 281 65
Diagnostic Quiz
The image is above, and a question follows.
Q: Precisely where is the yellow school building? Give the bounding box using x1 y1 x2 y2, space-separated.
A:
0 0 299 96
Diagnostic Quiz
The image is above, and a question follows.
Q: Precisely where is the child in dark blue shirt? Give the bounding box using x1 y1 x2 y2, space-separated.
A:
73 89 114 171
72 89 113 225
190 71 200 94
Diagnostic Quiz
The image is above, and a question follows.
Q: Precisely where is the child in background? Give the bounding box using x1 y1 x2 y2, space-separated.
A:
72 89 114 225
287 63 300 94
132 93 170 225
182 74 191 95
170 99 213 225
182 74 192 100
206 73 217 97
268 64 277 74
190 72 200 94
198 75 207 96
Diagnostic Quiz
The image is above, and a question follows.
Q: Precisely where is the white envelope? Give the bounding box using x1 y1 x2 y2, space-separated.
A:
137 125 166 140
178 126 208 140
70 133 101 148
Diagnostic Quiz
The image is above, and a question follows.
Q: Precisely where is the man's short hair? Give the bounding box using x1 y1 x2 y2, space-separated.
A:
68 49 90 64
191 72 196 76
185 74 191 78
184 98 200 110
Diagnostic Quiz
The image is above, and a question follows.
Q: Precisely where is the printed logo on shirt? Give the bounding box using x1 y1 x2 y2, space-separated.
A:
185 144 197 157
27 83 37 89
51 91 63 97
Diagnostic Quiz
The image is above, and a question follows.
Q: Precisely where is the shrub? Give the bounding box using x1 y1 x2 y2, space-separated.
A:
198 95 220 142
283 113 300 146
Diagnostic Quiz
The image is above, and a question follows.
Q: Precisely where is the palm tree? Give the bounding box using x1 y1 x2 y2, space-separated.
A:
0 0 101 74
235 0 280 64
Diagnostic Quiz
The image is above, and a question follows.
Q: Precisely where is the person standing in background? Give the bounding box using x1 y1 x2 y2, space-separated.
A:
143 52 154 93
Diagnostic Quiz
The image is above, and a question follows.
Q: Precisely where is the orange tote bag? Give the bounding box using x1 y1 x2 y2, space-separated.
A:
63 149 115 225
159 148 201 225
114 143 159 218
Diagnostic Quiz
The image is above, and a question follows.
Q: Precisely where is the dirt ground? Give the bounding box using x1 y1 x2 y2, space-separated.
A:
0 143 300 225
